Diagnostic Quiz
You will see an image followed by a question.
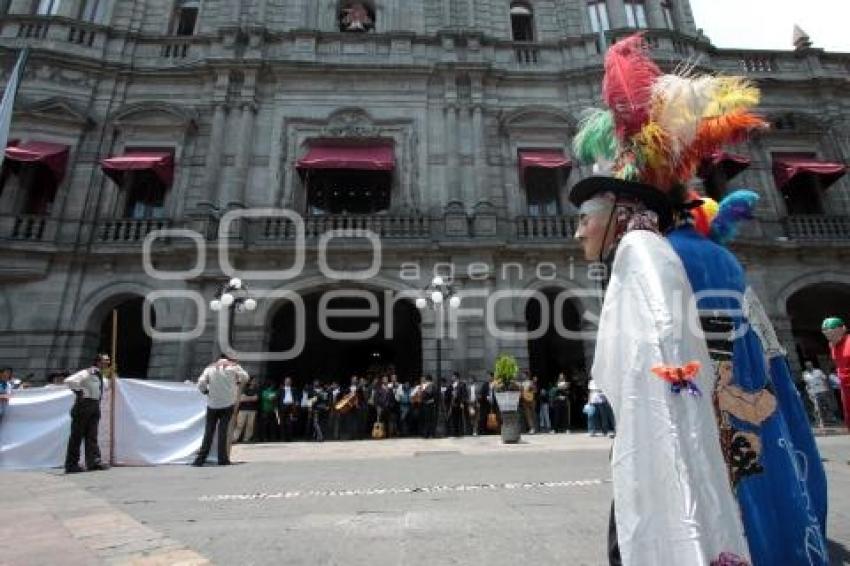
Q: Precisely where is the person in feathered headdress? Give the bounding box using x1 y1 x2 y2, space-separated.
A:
570 33 766 566
572 33 828 566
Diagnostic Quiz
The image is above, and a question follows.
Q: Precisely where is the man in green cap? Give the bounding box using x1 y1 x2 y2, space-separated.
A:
823 316 850 431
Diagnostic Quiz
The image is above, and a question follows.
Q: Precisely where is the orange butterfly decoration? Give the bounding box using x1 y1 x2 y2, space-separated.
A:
651 361 703 397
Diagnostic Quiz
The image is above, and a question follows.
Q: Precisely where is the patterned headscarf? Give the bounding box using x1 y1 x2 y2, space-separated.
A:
581 192 661 262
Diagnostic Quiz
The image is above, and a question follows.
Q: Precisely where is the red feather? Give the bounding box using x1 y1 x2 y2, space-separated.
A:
603 34 662 140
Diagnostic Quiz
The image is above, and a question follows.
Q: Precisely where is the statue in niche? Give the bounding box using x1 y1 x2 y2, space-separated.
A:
340 2 374 32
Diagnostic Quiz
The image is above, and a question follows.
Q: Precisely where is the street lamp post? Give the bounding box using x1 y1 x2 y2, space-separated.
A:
209 277 257 353
415 275 461 437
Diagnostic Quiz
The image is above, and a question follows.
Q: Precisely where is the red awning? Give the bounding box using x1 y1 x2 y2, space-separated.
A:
101 152 175 186
773 158 847 190
296 145 395 171
518 149 572 176
4 141 70 181
698 151 751 181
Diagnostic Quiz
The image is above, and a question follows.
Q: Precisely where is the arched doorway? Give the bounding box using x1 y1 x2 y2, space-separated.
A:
787 282 850 370
526 288 588 428
266 288 422 386
97 297 155 379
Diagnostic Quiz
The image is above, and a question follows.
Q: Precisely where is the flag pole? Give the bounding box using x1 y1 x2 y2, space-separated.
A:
109 308 118 466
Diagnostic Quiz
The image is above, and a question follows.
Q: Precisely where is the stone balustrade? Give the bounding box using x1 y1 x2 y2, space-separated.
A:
96 218 172 243
0 15 106 56
257 214 432 241
516 215 578 241
1 21 847 82
784 215 850 241
0 214 55 242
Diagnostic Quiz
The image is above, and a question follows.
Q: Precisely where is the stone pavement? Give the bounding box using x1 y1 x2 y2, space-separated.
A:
0 471 209 566
1 433 848 566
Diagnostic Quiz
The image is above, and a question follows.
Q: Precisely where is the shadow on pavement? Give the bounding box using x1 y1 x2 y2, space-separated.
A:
829 538 850 566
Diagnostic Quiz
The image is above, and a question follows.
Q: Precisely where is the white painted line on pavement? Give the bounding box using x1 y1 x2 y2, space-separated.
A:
198 478 610 503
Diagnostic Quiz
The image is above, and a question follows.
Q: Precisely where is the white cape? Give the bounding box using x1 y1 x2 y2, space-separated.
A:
592 231 750 565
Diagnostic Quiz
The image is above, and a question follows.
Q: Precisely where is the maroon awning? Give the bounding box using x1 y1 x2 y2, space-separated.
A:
518 149 572 177
296 145 395 171
773 158 847 190
698 151 751 181
101 152 175 186
4 141 69 181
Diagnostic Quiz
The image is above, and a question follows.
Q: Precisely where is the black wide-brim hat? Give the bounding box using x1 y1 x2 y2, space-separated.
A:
569 176 674 231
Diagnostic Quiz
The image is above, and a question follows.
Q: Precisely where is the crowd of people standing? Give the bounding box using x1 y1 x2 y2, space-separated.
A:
227 368 600 444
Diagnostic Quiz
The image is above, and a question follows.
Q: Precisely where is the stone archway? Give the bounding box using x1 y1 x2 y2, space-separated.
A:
786 281 850 370
74 282 164 378
524 285 592 430
96 297 156 379
264 283 423 387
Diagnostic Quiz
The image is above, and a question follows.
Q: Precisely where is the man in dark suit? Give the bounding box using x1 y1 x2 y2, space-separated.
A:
419 375 437 438
278 376 301 441
475 377 491 435
447 372 468 437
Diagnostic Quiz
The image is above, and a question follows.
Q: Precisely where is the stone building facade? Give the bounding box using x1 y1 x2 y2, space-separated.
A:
0 0 848 385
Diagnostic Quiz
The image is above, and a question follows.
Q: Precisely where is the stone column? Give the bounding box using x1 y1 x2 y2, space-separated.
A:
57 0 77 17
773 316 802 377
645 0 666 29
204 103 227 208
230 102 257 207
444 104 462 203
607 0 627 29
472 105 485 200
8 0 33 14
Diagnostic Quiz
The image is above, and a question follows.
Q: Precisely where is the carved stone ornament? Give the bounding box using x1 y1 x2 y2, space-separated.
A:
322 109 382 138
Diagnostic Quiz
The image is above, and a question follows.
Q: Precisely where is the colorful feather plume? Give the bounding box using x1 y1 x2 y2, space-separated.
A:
573 33 768 193
703 77 761 117
602 33 662 140
709 190 760 245
650 74 716 156
691 195 719 237
674 111 769 182
573 108 618 164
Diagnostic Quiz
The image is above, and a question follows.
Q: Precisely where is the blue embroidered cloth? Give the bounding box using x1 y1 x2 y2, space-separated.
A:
668 226 828 566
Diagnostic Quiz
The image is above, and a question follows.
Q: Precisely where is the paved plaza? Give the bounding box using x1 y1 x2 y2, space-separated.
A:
2 433 849 566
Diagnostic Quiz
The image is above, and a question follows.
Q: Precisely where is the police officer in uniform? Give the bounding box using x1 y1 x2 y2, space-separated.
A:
64 353 111 473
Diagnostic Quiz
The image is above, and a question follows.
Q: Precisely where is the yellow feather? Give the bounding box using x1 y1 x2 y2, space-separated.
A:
634 122 670 171
704 77 761 117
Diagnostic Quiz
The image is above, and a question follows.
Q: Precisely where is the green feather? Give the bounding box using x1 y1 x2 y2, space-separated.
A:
573 108 618 164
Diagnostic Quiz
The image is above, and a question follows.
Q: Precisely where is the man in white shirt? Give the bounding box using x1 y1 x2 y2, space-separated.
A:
193 354 249 466
64 354 111 473
802 361 835 428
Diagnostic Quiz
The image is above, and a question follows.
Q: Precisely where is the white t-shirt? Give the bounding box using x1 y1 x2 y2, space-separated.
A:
803 369 829 396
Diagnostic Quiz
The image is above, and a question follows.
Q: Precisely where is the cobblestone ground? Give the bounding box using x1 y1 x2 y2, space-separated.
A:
1 433 848 565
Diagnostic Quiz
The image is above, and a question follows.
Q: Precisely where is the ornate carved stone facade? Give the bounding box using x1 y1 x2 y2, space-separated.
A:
0 0 847 381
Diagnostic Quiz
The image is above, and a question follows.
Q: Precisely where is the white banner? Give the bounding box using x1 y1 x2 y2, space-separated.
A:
113 378 215 466
0 378 216 470
0 386 73 470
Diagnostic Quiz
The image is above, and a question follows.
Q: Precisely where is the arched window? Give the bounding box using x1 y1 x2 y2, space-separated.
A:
339 1 375 32
510 2 534 42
